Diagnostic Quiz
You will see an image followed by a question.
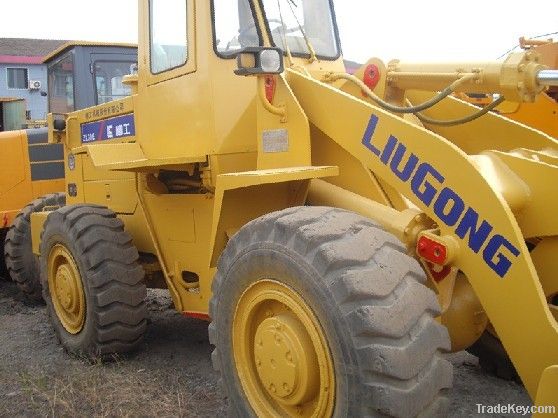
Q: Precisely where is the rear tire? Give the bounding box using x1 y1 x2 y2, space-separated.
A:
209 207 452 417
4 193 66 300
0 228 8 279
40 204 147 358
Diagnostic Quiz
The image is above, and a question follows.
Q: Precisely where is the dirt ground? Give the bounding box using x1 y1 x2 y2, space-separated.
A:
0 280 531 418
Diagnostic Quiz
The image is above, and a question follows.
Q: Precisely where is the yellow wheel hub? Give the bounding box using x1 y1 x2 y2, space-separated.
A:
47 244 85 334
233 280 335 417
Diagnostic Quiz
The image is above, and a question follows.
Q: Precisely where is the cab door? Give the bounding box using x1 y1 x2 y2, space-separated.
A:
136 0 209 162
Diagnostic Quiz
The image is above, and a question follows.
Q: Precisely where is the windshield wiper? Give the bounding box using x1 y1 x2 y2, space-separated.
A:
286 0 318 62
277 0 318 63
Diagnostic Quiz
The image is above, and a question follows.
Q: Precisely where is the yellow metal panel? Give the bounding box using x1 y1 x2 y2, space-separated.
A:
502 94 558 139
84 142 206 172
82 155 135 181
30 179 65 201
310 126 388 202
141 192 215 313
209 166 339 267
489 151 558 238
216 166 338 190
531 237 558 298
82 180 138 215
533 366 558 416
30 211 49 255
0 130 29 224
256 75 311 170
407 90 557 154
119 206 157 255
64 154 85 206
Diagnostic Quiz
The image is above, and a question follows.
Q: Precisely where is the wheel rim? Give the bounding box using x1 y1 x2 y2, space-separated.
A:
233 280 335 417
47 244 85 334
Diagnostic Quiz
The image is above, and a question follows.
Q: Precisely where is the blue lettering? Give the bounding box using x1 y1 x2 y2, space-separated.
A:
361 114 521 278
390 143 418 181
411 163 445 206
434 187 465 227
482 235 521 278
362 115 381 156
381 136 398 165
455 208 493 253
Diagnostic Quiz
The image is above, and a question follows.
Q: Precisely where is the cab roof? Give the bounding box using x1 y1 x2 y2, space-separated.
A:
43 41 137 63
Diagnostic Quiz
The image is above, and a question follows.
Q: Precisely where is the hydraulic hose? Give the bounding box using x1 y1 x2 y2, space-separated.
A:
323 71 477 114
413 95 506 127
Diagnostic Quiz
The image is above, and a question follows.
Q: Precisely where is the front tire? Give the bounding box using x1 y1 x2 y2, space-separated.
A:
40 204 147 358
209 207 452 417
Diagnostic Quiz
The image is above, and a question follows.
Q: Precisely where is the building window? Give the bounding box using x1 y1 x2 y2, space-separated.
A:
7 68 29 89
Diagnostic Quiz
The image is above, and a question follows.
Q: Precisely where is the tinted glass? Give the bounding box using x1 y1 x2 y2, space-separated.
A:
48 53 75 114
214 0 262 57
94 61 136 104
261 0 339 59
150 0 188 73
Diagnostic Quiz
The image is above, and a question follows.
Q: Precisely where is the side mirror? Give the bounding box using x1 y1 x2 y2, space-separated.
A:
40 91 47 97
234 47 284 76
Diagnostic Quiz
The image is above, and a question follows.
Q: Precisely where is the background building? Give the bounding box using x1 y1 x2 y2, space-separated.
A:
0 38 66 129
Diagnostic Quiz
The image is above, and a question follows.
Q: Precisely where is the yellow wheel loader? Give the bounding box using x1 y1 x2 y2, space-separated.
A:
21 1 558 416
1 42 137 300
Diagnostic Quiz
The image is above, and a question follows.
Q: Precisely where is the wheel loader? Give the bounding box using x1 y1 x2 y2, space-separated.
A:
1 42 137 299
14 0 558 416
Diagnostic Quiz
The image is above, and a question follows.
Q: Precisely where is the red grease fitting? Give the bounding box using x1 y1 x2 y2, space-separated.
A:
183 311 211 321
417 235 447 265
362 64 380 97
264 75 277 103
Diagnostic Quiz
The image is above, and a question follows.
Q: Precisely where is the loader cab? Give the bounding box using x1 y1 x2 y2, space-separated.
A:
134 0 344 162
43 43 138 114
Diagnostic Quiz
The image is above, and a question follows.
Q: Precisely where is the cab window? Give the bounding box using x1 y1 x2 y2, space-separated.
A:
261 0 340 59
48 52 75 114
150 0 188 73
94 61 136 104
213 0 262 57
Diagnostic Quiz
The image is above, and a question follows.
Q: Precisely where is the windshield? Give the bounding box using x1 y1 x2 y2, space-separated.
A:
213 0 262 57
93 61 136 105
261 0 339 59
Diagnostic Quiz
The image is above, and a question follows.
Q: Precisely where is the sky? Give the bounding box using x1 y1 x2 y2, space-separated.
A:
0 0 556 63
